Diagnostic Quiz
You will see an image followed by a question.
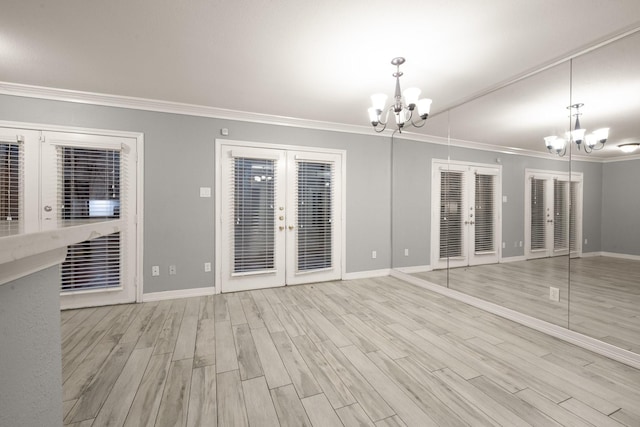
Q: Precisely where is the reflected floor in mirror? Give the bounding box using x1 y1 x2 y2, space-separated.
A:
413 256 640 354
60 276 640 426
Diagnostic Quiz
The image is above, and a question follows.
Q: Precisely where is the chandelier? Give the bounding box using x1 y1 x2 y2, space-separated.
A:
368 57 432 133
544 103 609 156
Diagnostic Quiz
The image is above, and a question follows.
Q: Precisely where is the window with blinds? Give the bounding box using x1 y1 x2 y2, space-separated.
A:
440 171 464 258
570 181 578 252
530 178 546 250
296 161 333 272
474 173 495 253
554 179 569 251
59 146 122 291
0 142 21 235
232 157 276 273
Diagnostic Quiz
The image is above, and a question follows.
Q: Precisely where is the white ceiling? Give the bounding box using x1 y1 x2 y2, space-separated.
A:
2 0 640 158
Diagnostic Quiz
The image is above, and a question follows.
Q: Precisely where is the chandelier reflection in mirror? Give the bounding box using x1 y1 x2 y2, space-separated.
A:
544 103 609 156
368 57 432 133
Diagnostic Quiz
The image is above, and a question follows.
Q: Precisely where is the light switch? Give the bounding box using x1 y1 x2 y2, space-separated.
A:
200 187 211 198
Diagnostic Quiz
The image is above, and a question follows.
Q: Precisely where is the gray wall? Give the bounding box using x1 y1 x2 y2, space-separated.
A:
602 159 640 255
0 266 63 427
0 94 391 294
392 139 611 268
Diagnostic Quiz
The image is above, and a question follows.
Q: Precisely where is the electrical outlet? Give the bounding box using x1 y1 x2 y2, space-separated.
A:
404 248 409 256
519 241 523 247
584 238 588 245
169 265 177 275
372 250 377 259
549 287 560 302
502 242 506 249
152 266 160 276
204 262 211 272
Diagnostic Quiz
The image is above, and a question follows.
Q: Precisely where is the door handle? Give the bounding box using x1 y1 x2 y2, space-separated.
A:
44 205 52 212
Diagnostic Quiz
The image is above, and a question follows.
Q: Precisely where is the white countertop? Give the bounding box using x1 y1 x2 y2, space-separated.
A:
1 219 124 285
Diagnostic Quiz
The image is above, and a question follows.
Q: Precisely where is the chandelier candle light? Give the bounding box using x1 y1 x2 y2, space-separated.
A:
368 57 432 133
544 103 609 156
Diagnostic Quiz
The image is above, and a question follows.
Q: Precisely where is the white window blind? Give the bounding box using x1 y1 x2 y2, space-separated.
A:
296 160 333 272
440 171 464 258
0 141 22 235
554 179 569 251
58 146 122 291
530 178 546 250
570 181 578 252
474 173 495 253
232 157 276 273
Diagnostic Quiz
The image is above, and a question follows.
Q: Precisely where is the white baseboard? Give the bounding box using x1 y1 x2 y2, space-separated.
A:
143 286 216 302
501 255 527 263
390 269 640 370
394 265 432 274
600 251 640 261
343 269 391 280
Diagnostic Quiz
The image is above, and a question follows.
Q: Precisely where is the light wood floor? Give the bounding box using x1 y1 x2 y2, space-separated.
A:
61 276 640 426
413 256 640 353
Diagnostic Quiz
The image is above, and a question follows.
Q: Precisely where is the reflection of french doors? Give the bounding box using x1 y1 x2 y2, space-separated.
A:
432 160 502 269
217 142 344 293
1 126 140 309
525 169 582 259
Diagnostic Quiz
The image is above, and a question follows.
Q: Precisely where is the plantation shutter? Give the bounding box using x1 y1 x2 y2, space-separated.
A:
474 173 495 253
232 157 276 273
530 178 546 251
0 139 22 236
295 160 333 272
553 179 569 251
440 170 464 258
58 146 123 291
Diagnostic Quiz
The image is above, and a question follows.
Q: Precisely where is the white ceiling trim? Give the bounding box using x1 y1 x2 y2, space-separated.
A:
0 80 627 163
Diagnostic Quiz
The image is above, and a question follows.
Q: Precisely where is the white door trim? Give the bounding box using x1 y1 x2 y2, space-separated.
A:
214 139 346 294
0 120 144 306
431 159 502 270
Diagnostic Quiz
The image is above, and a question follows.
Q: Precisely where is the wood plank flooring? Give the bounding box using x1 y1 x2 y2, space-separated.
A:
61 276 640 426
412 256 640 353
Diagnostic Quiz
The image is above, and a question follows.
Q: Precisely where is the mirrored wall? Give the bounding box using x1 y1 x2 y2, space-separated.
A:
392 29 640 355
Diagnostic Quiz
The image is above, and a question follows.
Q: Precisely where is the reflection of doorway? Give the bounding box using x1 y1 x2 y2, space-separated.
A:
525 169 582 259
216 141 344 293
431 160 502 269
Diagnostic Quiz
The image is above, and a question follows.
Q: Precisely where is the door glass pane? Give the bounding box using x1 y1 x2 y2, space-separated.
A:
59 147 121 291
0 142 21 235
296 161 333 271
554 179 569 251
440 171 464 258
531 178 546 250
233 157 276 273
570 181 578 252
475 173 495 253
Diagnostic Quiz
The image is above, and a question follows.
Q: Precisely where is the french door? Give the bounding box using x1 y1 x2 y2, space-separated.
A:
218 142 343 293
432 160 501 269
525 169 582 259
0 125 139 309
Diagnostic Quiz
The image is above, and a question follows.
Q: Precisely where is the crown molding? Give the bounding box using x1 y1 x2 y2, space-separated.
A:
1 81 634 163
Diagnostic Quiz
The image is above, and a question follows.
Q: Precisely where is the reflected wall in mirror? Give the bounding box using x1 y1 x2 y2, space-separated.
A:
569 30 640 353
392 27 640 355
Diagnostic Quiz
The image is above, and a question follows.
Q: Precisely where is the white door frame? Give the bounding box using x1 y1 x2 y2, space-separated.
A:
524 168 583 259
0 120 144 307
214 139 346 294
431 159 502 270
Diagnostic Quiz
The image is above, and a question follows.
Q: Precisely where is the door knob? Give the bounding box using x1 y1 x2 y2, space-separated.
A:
288 225 295 230
279 226 285 231
44 205 52 212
